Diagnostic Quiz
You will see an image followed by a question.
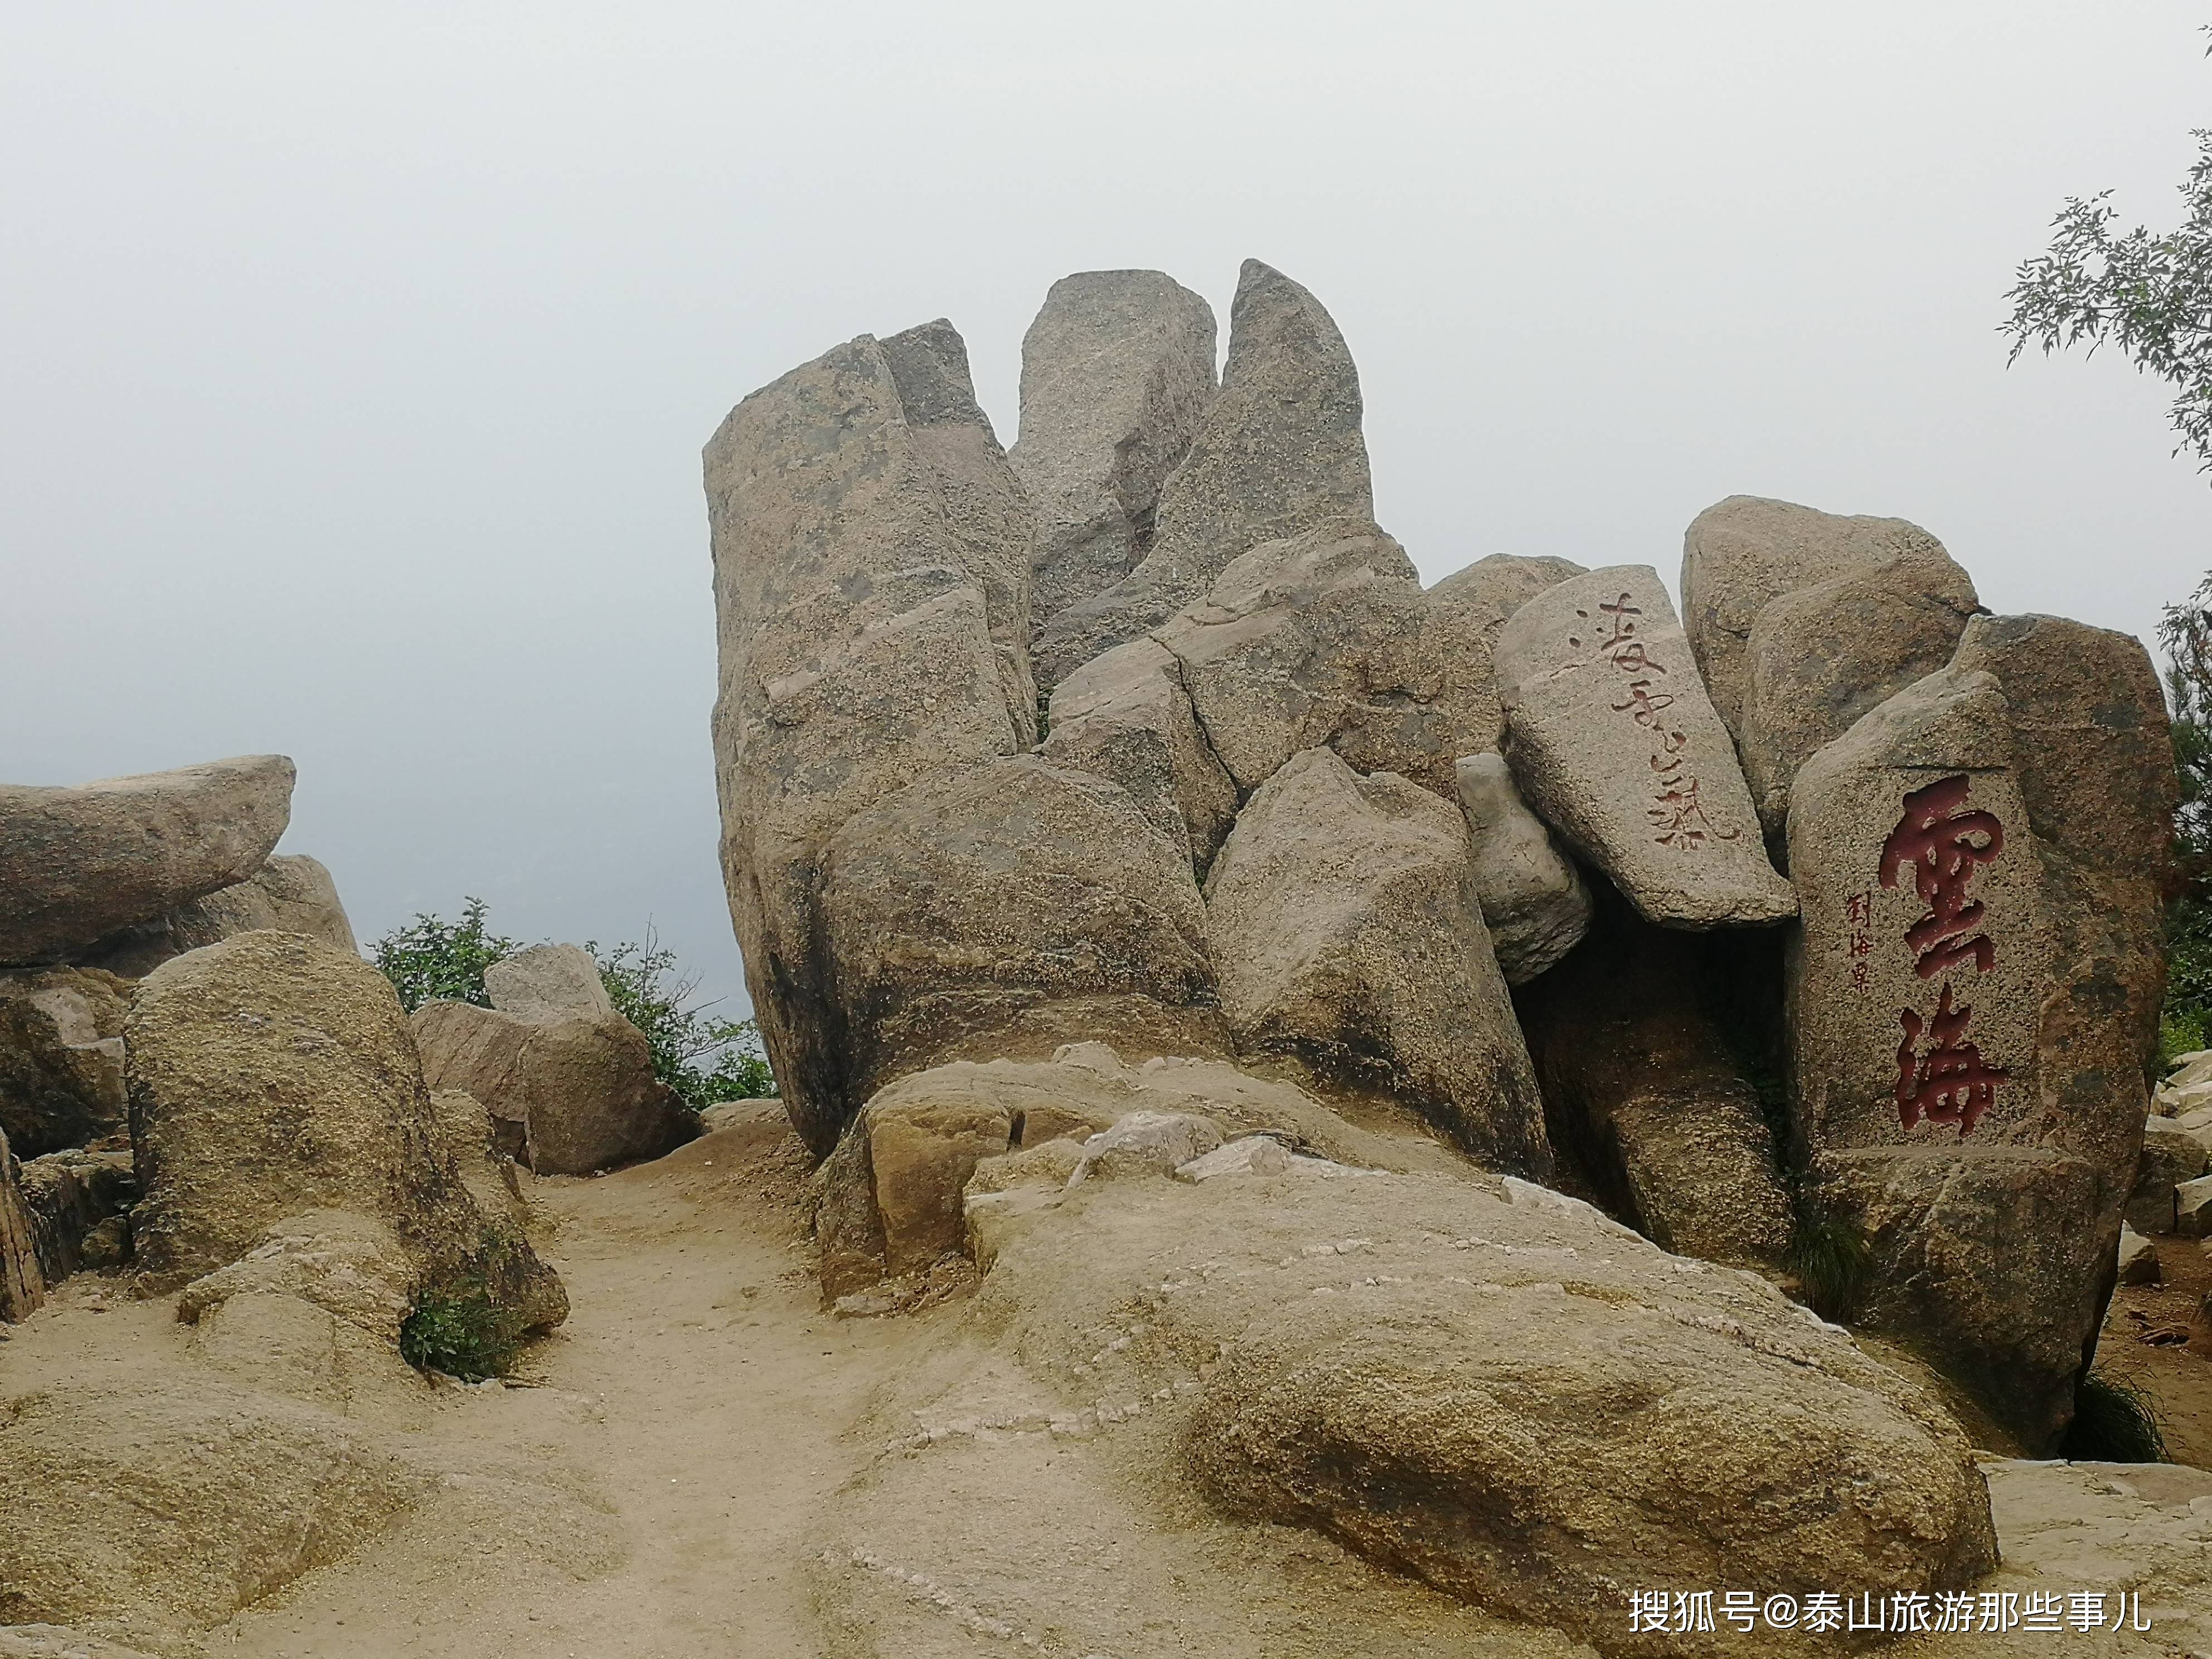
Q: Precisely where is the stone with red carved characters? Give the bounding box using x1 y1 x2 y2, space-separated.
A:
1785 614 2175 1449
1494 564 1796 930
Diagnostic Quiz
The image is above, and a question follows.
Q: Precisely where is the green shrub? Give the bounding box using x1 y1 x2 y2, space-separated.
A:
398 1278 530 1381
2060 1370 2170 1463
372 897 518 1013
1788 1206 1873 1323
588 929 775 1110
371 901 778 1108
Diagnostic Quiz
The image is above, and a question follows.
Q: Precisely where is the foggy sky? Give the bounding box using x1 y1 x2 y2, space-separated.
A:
4 2 2207 1021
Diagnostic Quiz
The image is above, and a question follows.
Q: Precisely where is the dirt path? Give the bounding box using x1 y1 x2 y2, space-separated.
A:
213 1103 932 1658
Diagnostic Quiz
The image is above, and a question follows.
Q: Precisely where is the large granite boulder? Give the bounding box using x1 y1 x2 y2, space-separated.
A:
817 756 1224 1108
1204 748 1550 1176
1031 260 1372 687
411 948 687 1177
122 931 566 1333
1453 753 1591 983
820 1119 1996 1659
0 967 129 1157
77 853 357 978
1010 270 1217 624
1786 614 2175 1448
1680 496 1981 831
1496 566 1794 928
482 942 612 1020
1038 636 1238 871
707 323 1032 1156
1516 892 1792 1267
0 756 295 966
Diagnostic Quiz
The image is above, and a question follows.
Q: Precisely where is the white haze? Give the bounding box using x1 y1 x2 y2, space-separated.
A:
3 2 2206 1019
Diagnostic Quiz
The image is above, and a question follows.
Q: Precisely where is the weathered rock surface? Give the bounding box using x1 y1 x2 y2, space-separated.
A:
0 1381 431 1644
411 997 686 1177
2177 1173 2212 1238
124 932 566 1333
79 853 357 978
0 1628 162 1659
823 1139 1995 1659
1956 1458 2212 1659
16 1145 137 1286
1068 1109 1222 1184
1454 753 1591 982
708 326 1031 1156
0 967 129 1157
1786 614 2173 1447
0 1124 42 1322
1039 636 1238 870
1205 748 1550 1176
1496 566 1794 928
1516 894 1792 1267
1010 270 1217 624
818 756 1224 1105
0 755 295 966
878 318 1041 739
813 1045 1475 1299
1032 260 1372 687
2129 1117 2210 1234
484 942 613 1021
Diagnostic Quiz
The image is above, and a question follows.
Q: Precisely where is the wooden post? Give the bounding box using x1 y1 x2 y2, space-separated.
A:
0 1124 45 1323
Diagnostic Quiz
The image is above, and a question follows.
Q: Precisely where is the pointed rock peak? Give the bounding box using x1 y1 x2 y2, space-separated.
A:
879 318 989 430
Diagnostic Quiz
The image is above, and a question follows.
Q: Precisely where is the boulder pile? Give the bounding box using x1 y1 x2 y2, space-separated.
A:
707 256 2177 1476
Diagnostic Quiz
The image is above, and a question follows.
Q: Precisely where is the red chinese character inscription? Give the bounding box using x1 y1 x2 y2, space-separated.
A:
1877 774 2004 979
1874 774 2010 1134
1893 983 2009 1133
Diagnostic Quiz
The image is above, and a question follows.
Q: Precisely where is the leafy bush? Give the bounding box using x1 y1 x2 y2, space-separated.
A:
2060 1369 2170 1463
398 1277 530 1381
373 897 518 1013
587 929 775 1109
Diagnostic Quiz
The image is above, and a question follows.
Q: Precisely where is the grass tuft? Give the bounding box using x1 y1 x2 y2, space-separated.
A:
2059 1370 2170 1463
1788 1208 1872 1323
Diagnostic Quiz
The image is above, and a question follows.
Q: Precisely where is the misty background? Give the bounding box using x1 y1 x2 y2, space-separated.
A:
4 3 2206 1021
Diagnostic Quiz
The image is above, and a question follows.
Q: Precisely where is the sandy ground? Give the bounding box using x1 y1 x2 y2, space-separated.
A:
6 1101 2208 1656
2097 1229 2212 1469
206 1103 936 1659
